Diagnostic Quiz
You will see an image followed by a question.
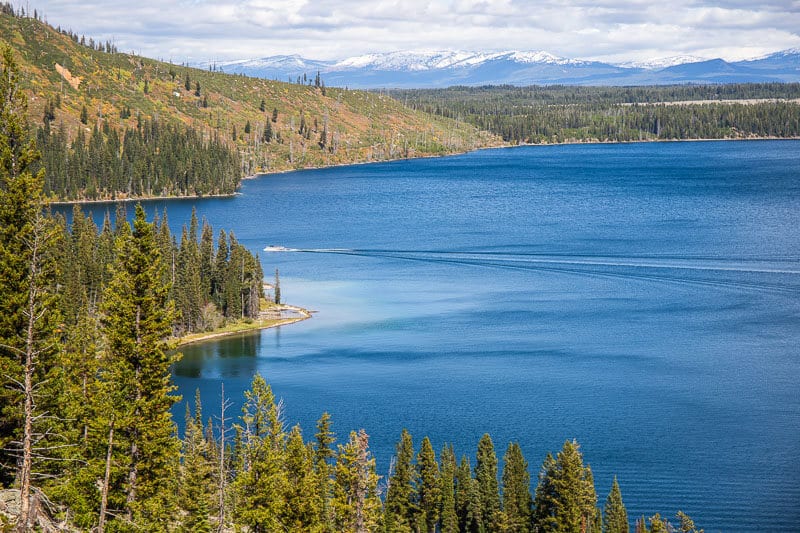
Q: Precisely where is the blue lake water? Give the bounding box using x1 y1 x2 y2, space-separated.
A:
74 141 800 531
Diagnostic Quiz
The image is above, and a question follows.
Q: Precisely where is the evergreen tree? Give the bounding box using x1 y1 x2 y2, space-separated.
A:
263 120 273 143
232 373 288 532
212 229 229 311
179 390 214 533
675 511 702 533
475 433 501 531
439 444 458 533
647 514 668 533
532 441 597 533
455 456 482 533
384 428 417 532
502 442 532 532
99 203 182 528
0 45 61 504
272 107 279 123
282 425 321 530
314 412 336 531
80 104 88 124
0 43 38 485
532 453 557 531
416 436 440 532
333 429 381 532
260 98 266 112
604 477 628 533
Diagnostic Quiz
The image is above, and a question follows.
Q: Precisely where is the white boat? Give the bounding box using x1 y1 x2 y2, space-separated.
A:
263 245 290 252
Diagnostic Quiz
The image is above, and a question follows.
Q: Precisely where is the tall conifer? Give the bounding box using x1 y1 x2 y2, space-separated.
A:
416 436 440 532
384 428 417 532
604 477 628 533
475 433 501 531
439 444 458 533
502 442 532 532
99 204 182 528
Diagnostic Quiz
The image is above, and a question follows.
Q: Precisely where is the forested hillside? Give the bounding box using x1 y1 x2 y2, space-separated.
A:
0 5 498 201
391 84 800 143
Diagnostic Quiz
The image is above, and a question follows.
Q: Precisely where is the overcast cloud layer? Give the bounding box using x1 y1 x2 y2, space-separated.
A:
27 0 800 63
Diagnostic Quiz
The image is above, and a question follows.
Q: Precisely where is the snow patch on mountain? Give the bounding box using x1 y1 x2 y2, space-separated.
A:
618 55 708 69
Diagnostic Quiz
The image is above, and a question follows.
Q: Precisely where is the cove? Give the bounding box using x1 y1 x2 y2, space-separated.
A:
72 141 800 531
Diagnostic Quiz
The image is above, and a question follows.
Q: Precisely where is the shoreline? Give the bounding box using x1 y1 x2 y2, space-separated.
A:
49 191 240 206
175 304 312 347
49 136 799 203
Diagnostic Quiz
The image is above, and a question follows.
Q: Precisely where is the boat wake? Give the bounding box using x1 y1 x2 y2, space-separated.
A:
263 246 800 294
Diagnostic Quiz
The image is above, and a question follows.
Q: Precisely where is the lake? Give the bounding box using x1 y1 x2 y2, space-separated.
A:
75 141 800 531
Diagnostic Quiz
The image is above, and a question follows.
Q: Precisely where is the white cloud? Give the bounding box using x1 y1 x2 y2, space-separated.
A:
27 0 800 62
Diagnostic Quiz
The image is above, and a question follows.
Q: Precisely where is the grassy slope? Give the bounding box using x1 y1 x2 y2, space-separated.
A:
1 12 501 196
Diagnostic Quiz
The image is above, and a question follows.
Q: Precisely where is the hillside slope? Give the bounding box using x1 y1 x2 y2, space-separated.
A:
0 10 500 200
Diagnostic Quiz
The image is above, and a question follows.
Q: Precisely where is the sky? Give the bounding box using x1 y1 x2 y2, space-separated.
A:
25 0 800 64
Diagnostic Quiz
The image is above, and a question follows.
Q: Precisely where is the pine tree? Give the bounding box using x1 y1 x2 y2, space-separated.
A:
647 514 668 533
333 430 381 532
532 453 557 531
416 436 440 532
675 511 702 533
0 55 62 524
0 43 36 486
99 203 182 528
455 456 481 533
179 390 214 532
384 428 417 532
502 442 532 532
282 425 321 530
532 441 597 533
272 107 279 123
232 373 288 532
439 444 458 533
314 412 336 531
475 433 501 531
263 120 273 143
604 477 628 533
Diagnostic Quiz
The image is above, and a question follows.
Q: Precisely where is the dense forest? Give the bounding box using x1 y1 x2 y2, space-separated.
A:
35 119 241 200
0 37 711 533
60 204 264 337
390 84 800 143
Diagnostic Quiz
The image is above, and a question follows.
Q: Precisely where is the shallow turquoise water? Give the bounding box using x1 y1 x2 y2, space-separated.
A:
76 141 800 531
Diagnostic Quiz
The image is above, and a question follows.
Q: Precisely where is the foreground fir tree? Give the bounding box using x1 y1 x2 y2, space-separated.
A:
314 412 337 531
98 203 182 528
0 44 65 531
475 433 501 531
333 429 381 532
532 440 597 533
179 391 214 533
416 436 440 533
233 373 289 531
283 424 322 530
384 428 418 532
439 444 458 533
455 456 482 533
604 477 628 533
502 442 532 533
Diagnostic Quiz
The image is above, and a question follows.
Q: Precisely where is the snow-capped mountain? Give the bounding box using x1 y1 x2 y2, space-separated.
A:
200 49 800 88
619 55 708 70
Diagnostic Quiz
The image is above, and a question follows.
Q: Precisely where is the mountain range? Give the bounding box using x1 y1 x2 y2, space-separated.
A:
201 49 800 88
